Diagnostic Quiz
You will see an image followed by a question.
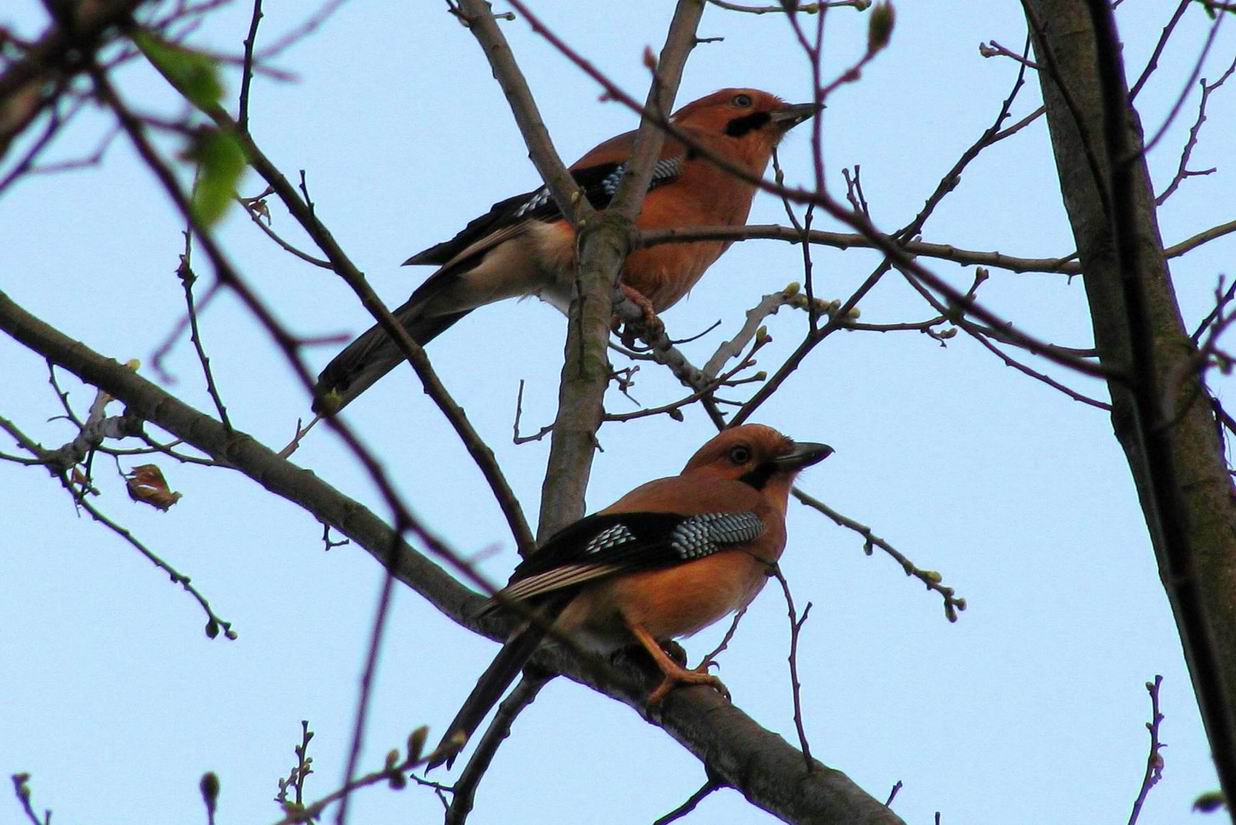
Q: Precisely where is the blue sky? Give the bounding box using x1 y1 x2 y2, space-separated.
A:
2 2 1235 823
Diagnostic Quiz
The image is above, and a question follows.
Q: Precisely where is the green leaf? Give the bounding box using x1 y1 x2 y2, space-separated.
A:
186 129 245 226
132 30 223 111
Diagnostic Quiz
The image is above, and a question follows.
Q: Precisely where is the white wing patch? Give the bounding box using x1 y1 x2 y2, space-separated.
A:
584 522 636 555
513 157 684 219
513 187 553 219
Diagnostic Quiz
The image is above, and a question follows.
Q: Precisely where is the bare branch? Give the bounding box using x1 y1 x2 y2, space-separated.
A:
0 412 236 638
702 289 797 378
769 564 816 772
0 290 902 825
194 101 535 556
1127 675 1166 825
1128 0 1190 101
706 0 870 13
174 231 232 428
238 0 264 132
793 488 967 621
476 0 703 537
1077 0 1236 800
10 774 50 825
640 224 1082 274
445 672 550 825
652 779 723 825
1155 55 1236 206
978 39 1041 69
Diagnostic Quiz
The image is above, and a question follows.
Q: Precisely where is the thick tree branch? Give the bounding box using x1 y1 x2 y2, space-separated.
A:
463 0 704 537
190 104 535 557
1028 0 1236 804
0 290 900 825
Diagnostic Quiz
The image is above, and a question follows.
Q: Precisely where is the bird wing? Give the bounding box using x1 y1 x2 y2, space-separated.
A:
483 510 765 609
402 157 685 270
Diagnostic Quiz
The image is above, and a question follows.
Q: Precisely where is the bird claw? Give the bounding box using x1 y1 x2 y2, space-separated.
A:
645 665 730 709
615 284 664 345
662 640 688 666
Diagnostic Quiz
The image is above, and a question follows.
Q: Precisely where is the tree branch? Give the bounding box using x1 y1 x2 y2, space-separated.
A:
1029 0 1236 802
0 289 901 825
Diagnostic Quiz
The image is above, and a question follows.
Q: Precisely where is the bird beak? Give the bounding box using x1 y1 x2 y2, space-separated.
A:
769 102 821 131
773 441 833 470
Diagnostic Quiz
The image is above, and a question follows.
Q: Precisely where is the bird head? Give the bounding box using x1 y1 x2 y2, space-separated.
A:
683 424 832 506
671 89 817 169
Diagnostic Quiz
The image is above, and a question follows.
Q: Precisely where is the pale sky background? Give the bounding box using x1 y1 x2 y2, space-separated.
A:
3 2 1236 824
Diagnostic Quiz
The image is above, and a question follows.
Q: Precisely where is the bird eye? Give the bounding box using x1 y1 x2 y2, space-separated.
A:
728 445 752 465
732 93 753 108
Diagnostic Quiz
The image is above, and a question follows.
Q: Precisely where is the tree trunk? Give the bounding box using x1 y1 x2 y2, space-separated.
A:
1026 0 1236 803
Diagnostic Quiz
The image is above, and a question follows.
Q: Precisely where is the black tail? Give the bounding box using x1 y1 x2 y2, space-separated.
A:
428 622 547 770
312 296 469 413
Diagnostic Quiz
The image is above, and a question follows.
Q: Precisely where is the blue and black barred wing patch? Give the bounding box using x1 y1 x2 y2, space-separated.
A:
485 509 764 608
404 156 683 268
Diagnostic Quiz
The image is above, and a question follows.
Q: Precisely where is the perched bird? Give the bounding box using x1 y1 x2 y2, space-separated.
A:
314 89 816 411
431 424 832 767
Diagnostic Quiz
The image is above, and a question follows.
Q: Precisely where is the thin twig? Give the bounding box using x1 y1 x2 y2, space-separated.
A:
702 289 796 378
238 0 264 132
0 289 905 824
336 561 398 825
793 488 967 621
251 0 348 61
652 779 723 825
1155 55 1236 206
240 194 334 268
706 0 869 13
150 279 223 383
0 413 236 637
769 564 815 772
978 40 1042 69
1129 0 1190 100
512 379 553 444
271 725 436 825
10 774 50 825
278 416 320 459
1127 675 1166 825
198 102 536 556
273 721 315 811
445 672 550 825
1141 8 1224 156
699 608 748 671
176 229 232 428
896 265 1112 410
637 217 1236 276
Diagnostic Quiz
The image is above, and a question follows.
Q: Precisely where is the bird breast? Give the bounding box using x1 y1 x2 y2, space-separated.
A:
557 549 774 650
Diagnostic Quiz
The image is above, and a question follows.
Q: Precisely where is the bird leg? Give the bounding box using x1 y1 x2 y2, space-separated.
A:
615 283 664 346
662 639 688 666
627 623 730 708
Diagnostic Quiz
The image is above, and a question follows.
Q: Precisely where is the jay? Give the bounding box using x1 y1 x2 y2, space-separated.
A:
432 424 831 767
315 89 816 411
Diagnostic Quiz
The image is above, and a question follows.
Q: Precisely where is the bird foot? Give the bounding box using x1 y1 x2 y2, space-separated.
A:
646 662 731 708
662 639 688 666
615 284 664 345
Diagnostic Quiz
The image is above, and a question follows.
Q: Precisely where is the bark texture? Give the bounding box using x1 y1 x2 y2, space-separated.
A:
1026 0 1236 800
0 289 901 824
